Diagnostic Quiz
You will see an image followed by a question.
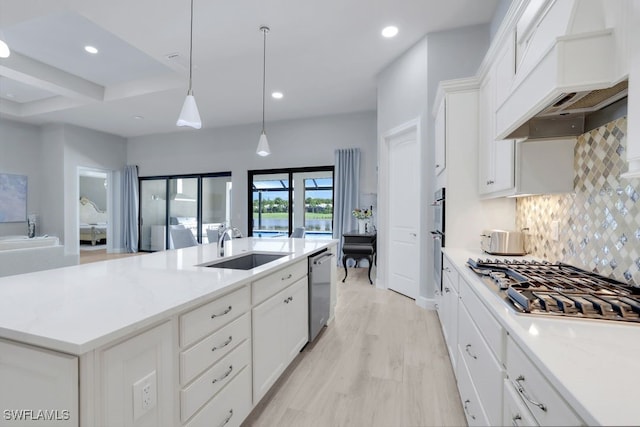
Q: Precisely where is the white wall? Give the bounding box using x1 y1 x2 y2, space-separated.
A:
61 124 127 256
127 111 377 236
0 120 43 236
376 25 491 305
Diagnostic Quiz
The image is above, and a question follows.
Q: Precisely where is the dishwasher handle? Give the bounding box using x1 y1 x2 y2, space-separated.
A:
312 252 334 265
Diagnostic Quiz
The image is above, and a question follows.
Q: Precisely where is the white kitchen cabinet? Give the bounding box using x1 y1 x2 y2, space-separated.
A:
434 98 446 176
252 276 308 404
100 321 174 427
478 63 515 197
437 256 459 372
505 335 583 426
456 275 505 427
503 379 537 427
0 339 78 427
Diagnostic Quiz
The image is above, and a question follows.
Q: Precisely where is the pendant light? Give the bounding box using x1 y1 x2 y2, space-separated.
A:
176 0 202 129
256 26 271 156
0 30 10 58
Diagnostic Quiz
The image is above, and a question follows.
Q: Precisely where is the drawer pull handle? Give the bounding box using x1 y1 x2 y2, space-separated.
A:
465 344 478 360
211 336 233 352
512 413 522 426
463 399 476 420
282 273 293 281
443 266 451 273
212 365 233 384
444 287 451 294
219 409 233 427
284 296 293 304
211 306 232 319
514 375 547 412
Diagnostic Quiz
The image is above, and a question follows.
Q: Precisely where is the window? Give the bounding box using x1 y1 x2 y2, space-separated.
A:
249 167 333 239
139 172 231 251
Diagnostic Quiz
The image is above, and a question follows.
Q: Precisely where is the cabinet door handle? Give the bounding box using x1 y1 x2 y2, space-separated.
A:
282 273 293 281
444 287 451 294
465 344 478 360
435 164 441 168
289 296 294 302
443 266 451 273
487 180 495 185
463 399 476 420
211 306 232 319
218 409 233 427
212 365 233 384
514 375 547 412
211 336 233 352
511 413 522 426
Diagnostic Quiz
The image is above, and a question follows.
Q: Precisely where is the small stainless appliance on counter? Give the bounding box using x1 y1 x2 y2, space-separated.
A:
308 249 334 342
480 229 526 255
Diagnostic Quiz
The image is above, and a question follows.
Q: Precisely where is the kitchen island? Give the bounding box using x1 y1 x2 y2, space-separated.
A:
0 237 337 427
442 247 640 427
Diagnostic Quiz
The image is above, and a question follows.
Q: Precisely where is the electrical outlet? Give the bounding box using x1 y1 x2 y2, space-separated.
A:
133 371 157 420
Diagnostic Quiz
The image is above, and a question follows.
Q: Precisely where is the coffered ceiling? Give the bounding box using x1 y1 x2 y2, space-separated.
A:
0 0 499 137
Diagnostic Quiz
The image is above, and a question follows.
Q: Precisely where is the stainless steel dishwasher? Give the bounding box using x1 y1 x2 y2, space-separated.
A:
308 249 334 342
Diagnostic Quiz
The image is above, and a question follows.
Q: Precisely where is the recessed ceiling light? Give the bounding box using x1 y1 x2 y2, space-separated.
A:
271 92 283 99
133 115 144 120
5 93 15 98
381 26 399 38
84 45 98 54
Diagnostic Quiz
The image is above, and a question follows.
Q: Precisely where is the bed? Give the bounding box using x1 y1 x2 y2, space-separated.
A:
79 196 107 245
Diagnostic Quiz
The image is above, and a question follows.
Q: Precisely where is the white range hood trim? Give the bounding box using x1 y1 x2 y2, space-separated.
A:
496 28 619 140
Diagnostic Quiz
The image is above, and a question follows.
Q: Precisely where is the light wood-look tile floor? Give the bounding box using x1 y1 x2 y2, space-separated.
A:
243 267 466 427
79 248 144 264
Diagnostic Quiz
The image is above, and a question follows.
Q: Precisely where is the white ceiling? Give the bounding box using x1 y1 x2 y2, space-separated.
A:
0 0 499 138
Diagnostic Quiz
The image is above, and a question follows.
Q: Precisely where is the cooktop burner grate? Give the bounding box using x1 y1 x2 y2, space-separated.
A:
467 258 640 323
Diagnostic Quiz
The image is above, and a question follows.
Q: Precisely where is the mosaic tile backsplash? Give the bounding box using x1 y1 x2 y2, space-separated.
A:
515 117 640 284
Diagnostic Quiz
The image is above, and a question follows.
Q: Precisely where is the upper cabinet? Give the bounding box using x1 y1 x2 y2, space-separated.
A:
478 54 515 197
434 99 446 176
622 1 640 177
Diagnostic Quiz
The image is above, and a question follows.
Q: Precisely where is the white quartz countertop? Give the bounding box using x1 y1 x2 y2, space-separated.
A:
444 247 640 426
0 238 336 355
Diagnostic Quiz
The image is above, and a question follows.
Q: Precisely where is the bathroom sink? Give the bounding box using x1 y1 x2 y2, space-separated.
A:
200 252 289 270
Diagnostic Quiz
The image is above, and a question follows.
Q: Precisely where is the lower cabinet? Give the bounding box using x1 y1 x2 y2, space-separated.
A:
0 339 78 426
437 257 459 372
505 336 583 426
252 277 309 403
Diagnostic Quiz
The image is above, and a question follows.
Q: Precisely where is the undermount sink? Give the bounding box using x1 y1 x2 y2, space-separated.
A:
200 252 289 270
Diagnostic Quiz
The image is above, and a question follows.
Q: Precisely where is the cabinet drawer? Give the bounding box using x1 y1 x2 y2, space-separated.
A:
180 286 250 348
184 363 252 427
180 312 250 385
503 379 538 427
442 256 458 292
181 340 251 423
252 259 307 305
457 347 490 427
458 303 503 425
506 337 582 426
459 277 503 362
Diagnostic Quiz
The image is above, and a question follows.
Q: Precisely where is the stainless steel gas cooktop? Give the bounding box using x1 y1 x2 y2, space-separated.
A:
467 258 640 323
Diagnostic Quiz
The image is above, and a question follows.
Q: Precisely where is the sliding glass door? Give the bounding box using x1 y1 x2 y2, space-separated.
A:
249 167 333 239
139 172 231 251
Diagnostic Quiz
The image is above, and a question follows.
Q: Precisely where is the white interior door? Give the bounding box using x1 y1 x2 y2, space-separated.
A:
388 129 419 299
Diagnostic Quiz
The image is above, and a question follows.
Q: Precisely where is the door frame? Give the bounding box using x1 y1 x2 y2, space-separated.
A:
77 166 113 254
378 118 426 306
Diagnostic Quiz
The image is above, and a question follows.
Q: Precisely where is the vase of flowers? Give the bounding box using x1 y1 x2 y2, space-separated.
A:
352 207 372 233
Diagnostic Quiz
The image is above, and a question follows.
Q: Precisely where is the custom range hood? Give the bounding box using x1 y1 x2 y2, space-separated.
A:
496 0 628 140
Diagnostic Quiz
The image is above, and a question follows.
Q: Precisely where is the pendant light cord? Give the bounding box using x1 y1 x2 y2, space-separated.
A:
261 27 267 133
188 0 194 94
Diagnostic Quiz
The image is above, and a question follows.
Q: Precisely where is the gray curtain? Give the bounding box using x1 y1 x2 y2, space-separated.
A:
333 148 360 262
122 165 139 253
